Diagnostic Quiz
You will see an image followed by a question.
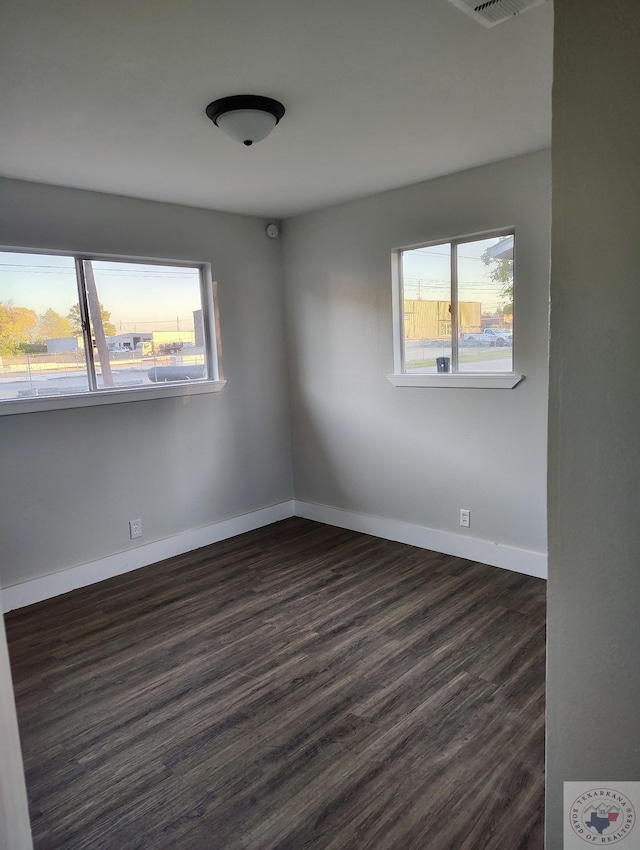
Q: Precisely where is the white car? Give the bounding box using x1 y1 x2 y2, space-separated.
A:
461 328 512 347
482 327 512 346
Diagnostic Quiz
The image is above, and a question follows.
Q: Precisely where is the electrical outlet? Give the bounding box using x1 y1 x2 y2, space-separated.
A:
129 518 142 539
460 509 471 528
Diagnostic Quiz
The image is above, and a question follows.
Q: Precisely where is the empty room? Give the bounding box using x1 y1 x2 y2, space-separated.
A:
1 1 639 848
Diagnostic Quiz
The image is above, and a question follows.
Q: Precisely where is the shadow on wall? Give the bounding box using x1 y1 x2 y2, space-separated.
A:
289 385 349 510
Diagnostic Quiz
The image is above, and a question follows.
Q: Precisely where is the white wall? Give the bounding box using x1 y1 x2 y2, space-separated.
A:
546 1 640 846
0 178 293 589
283 151 550 565
0 592 32 850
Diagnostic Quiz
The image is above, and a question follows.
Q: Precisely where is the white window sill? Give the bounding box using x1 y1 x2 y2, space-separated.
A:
387 373 523 389
0 379 227 417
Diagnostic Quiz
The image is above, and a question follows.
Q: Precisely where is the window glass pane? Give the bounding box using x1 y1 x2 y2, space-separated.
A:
0 252 89 400
457 235 513 372
84 260 207 391
401 243 452 374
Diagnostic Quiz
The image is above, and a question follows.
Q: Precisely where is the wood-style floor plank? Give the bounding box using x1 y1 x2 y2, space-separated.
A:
4 517 546 849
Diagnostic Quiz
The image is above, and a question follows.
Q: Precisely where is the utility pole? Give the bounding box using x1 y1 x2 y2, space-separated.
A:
83 261 114 387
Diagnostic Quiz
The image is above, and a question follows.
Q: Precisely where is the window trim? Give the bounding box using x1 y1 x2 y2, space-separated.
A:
388 227 523 389
0 247 225 416
387 372 523 389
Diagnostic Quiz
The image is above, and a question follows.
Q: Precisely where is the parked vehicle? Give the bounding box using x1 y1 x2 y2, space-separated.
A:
460 328 512 347
158 341 185 354
136 340 154 356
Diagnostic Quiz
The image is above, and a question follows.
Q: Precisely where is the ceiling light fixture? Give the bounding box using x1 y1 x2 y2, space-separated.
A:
205 95 285 147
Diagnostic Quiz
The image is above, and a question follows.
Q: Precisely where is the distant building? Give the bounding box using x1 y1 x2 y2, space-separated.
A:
106 333 152 353
46 337 81 353
404 300 482 339
150 330 195 351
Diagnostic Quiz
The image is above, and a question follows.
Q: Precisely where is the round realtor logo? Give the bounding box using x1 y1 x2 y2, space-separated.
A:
570 788 636 844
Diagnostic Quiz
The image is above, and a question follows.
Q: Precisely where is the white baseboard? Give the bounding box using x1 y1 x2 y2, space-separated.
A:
1 497 546 613
1 501 295 613
294 500 547 580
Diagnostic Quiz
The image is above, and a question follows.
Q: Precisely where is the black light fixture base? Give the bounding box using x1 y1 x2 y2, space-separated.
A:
205 95 286 127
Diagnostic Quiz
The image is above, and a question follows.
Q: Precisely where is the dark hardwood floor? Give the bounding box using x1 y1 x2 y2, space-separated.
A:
5 518 546 849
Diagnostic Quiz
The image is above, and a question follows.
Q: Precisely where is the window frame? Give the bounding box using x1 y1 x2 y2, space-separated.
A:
0 247 225 416
388 227 523 389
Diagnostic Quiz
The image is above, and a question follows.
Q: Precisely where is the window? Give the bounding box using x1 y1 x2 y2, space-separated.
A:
389 229 522 388
0 250 224 414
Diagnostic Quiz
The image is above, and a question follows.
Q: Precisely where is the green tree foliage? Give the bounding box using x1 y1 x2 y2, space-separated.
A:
33 308 74 342
17 343 47 354
68 302 116 337
0 301 38 354
481 250 513 313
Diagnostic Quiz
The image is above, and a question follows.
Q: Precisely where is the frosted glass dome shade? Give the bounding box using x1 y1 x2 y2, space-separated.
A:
205 95 285 146
216 109 278 146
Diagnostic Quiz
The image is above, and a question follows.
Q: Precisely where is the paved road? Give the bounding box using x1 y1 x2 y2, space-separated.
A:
0 368 151 401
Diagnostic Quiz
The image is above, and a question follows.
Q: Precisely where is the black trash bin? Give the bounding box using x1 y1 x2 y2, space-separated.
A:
436 357 450 373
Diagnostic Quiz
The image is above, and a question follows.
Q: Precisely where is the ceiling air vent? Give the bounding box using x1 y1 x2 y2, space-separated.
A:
447 0 548 28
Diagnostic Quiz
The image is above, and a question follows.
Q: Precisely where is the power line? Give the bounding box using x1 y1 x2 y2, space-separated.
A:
0 265 197 278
